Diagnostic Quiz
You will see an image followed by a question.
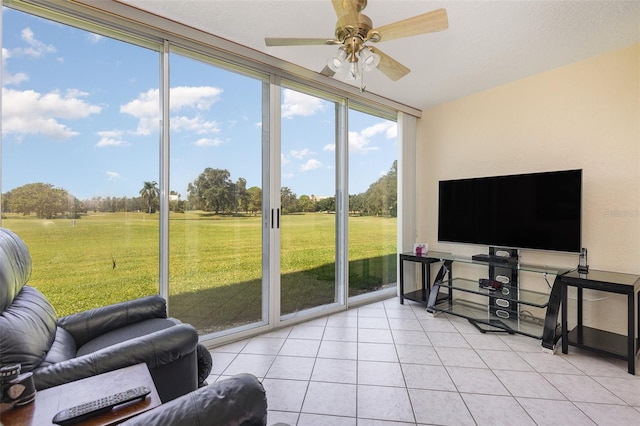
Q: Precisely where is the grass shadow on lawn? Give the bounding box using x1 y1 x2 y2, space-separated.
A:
169 253 397 335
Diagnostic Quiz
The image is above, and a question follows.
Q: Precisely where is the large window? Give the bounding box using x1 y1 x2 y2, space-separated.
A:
1 1 406 342
1 8 161 315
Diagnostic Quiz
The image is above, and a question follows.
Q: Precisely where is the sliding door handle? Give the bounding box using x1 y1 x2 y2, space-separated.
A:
271 208 281 229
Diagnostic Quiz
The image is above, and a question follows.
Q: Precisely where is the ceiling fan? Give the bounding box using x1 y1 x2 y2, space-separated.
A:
265 0 448 82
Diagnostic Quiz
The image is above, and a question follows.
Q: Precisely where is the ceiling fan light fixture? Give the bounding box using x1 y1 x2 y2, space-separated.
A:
266 2 449 86
345 60 359 80
359 46 380 71
327 47 348 72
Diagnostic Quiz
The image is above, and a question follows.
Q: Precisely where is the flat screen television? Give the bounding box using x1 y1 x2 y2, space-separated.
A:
438 169 582 253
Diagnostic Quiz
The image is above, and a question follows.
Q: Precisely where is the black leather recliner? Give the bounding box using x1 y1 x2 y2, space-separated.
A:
121 373 268 426
0 227 205 403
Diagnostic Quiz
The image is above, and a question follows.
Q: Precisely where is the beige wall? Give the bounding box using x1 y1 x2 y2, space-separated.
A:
417 43 640 333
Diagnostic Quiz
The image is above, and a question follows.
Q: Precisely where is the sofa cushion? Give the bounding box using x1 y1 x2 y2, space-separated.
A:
76 318 178 357
40 326 77 368
0 286 58 372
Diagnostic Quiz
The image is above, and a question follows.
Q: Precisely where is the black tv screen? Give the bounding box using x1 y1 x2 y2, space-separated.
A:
438 169 582 253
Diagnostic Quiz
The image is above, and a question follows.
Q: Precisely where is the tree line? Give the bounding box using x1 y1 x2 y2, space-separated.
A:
1 181 162 219
1 161 397 219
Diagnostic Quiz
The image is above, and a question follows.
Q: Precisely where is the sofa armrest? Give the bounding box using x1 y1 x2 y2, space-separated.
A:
121 374 268 426
58 295 168 346
33 323 198 391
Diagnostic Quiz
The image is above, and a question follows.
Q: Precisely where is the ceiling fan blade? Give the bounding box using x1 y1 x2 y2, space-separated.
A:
331 0 360 28
370 47 410 81
320 65 336 77
265 37 340 47
331 0 346 16
372 8 448 43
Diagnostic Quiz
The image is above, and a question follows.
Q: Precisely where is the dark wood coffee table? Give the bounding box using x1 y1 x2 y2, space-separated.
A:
1 363 161 426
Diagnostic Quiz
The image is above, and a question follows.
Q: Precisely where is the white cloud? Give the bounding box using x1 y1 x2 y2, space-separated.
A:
171 86 223 111
300 159 322 171
194 138 224 147
282 89 325 118
96 138 127 147
96 130 128 147
361 121 397 140
348 130 379 154
290 148 314 159
119 88 159 135
120 86 223 135
2 28 56 86
2 69 28 85
14 27 56 58
2 88 102 140
322 121 396 154
2 46 27 86
86 33 104 44
172 115 221 135
106 171 121 181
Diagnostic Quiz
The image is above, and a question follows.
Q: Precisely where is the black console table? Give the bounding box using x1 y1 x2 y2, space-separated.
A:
559 270 640 374
398 252 442 304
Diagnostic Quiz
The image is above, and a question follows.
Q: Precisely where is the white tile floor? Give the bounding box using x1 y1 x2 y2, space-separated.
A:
207 297 640 425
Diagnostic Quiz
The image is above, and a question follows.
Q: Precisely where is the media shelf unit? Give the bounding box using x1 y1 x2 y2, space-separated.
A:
399 250 570 345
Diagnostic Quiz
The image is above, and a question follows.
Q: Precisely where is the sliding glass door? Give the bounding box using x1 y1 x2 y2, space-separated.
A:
168 49 265 335
279 87 341 316
348 108 398 299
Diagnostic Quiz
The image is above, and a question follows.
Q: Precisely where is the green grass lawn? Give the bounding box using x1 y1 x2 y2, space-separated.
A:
3 211 397 333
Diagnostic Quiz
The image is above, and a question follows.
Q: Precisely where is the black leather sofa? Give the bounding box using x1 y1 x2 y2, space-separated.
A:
0 227 206 403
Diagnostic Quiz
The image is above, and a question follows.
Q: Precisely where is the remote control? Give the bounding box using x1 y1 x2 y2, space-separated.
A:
478 278 502 291
52 386 151 425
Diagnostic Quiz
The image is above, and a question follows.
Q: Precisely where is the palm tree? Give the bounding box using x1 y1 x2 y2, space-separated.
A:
139 181 159 214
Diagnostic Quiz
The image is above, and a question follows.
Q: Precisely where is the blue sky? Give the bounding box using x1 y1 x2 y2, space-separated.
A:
2 7 397 200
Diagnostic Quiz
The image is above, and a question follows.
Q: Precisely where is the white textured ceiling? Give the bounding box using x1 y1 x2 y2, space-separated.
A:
116 0 640 111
